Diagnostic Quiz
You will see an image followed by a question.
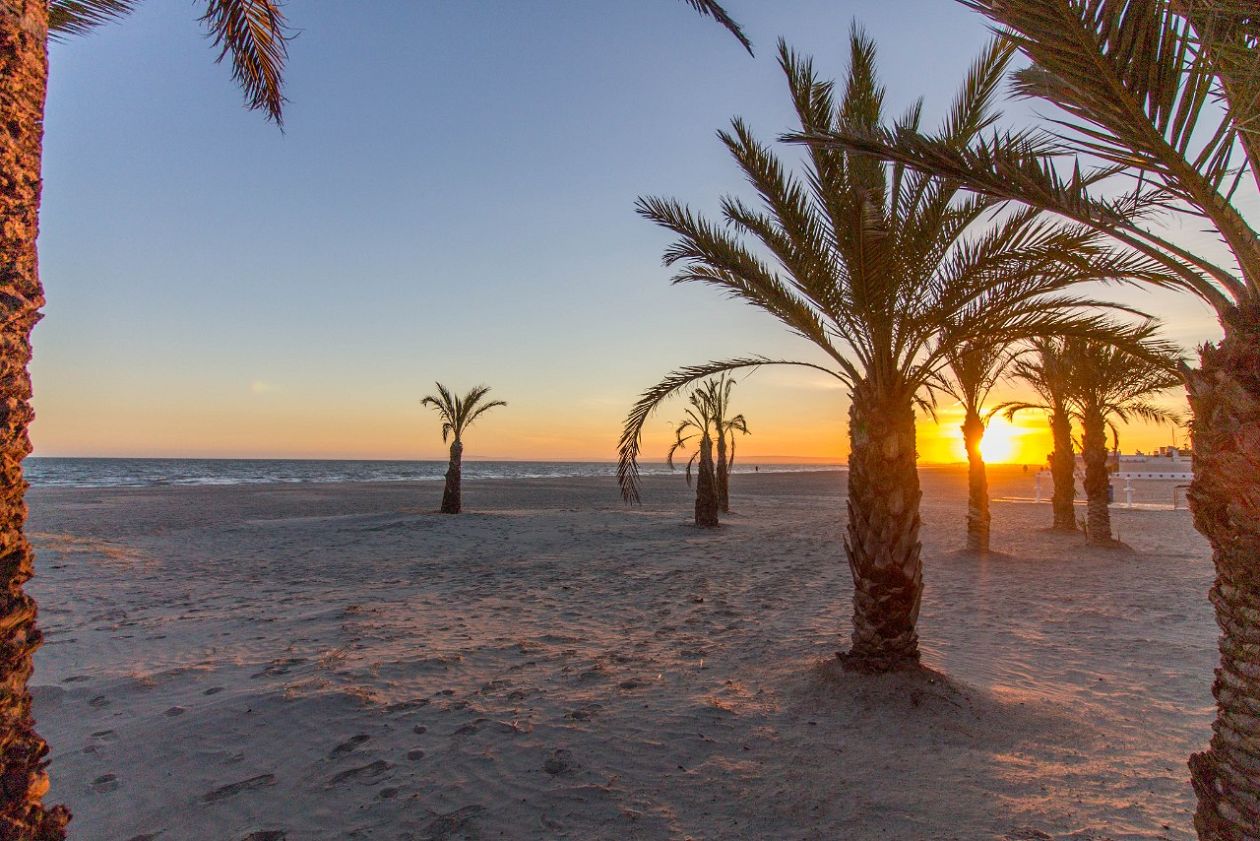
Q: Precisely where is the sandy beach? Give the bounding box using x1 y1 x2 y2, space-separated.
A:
25 467 1214 840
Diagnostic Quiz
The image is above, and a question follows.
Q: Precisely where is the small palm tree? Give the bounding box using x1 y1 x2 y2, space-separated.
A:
929 339 1018 554
699 374 750 513
618 32 1171 673
421 384 505 514
1003 338 1080 532
1061 339 1183 546
803 4 1259 825
666 384 722 527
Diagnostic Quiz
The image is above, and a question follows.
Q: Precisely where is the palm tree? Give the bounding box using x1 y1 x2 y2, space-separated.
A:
0 3 747 833
699 374 750 513
421 384 505 515
0 3 289 836
929 339 1018 554
1062 338 1183 545
800 4 1260 829
1003 338 1080 532
617 32 1173 674
666 383 722 527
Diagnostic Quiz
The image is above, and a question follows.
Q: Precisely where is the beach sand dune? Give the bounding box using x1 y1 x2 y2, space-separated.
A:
27 467 1213 840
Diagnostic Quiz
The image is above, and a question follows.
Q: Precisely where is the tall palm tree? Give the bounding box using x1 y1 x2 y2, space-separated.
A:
800 4 1260 830
1002 338 1080 532
0 3 746 834
929 339 1018 554
421 384 505 515
617 32 1174 674
666 383 722 527
700 374 750 513
1062 338 1183 545
1 3 289 836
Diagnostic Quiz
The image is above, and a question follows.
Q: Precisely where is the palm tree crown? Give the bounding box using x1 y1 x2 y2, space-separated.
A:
1061 337 1184 430
421 383 506 443
802 0 1259 315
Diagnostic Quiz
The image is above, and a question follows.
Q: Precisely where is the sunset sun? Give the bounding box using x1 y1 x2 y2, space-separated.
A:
978 416 1019 463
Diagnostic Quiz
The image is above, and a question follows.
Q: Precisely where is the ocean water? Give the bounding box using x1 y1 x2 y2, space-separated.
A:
24 457 843 489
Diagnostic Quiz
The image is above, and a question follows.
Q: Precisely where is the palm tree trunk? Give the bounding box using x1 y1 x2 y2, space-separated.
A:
962 410 990 554
840 382 922 672
694 434 719 528
715 431 730 513
1186 309 1260 841
1080 404 1113 545
0 4 70 838
1049 407 1077 531
440 440 462 514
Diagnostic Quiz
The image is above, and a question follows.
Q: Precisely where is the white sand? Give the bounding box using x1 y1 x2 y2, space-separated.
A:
26 467 1215 840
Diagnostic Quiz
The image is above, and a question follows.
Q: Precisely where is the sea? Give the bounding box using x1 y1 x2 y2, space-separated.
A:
24 458 844 489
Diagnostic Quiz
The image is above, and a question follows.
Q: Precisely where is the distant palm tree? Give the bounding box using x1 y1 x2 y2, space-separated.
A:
666 384 722 527
618 32 1171 673
1061 339 1183 546
700 375 750 513
1003 338 1079 532
929 339 1018 554
802 4 1260 827
0 3 746 831
421 384 505 514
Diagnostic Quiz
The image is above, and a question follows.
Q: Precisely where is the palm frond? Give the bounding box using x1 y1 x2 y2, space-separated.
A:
199 0 290 126
48 0 140 38
678 0 752 54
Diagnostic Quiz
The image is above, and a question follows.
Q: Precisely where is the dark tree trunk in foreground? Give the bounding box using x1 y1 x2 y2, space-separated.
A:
694 434 719 528
0 3 70 837
1049 407 1077 532
840 382 922 672
715 432 730 513
440 440 462 514
962 410 990 554
1187 307 1260 841
1080 406 1113 545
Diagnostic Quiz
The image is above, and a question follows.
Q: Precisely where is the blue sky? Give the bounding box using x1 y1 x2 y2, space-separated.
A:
32 1 1217 460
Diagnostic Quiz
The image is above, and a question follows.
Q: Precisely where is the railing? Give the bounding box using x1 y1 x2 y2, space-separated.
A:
1033 470 1192 509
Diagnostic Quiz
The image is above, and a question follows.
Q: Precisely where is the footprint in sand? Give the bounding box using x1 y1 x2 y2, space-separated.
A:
89 695 110 709
327 760 391 786
125 834 162 841
91 773 119 793
163 706 186 717
406 749 425 760
203 774 277 803
421 806 483 841
328 734 370 759
204 687 225 696
240 833 286 841
543 749 576 775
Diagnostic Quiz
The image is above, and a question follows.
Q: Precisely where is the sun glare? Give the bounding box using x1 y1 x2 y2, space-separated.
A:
978 416 1019 463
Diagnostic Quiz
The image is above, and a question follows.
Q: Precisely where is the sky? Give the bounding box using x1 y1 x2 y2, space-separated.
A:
33 1 1225 464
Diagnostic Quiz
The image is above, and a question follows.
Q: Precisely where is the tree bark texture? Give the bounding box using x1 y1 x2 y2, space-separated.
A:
694 434 719 528
715 432 730 513
840 382 922 672
1187 307 1260 841
440 440 462 514
0 2 69 837
1049 407 1077 532
962 411 990 554
1080 405 1113 545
